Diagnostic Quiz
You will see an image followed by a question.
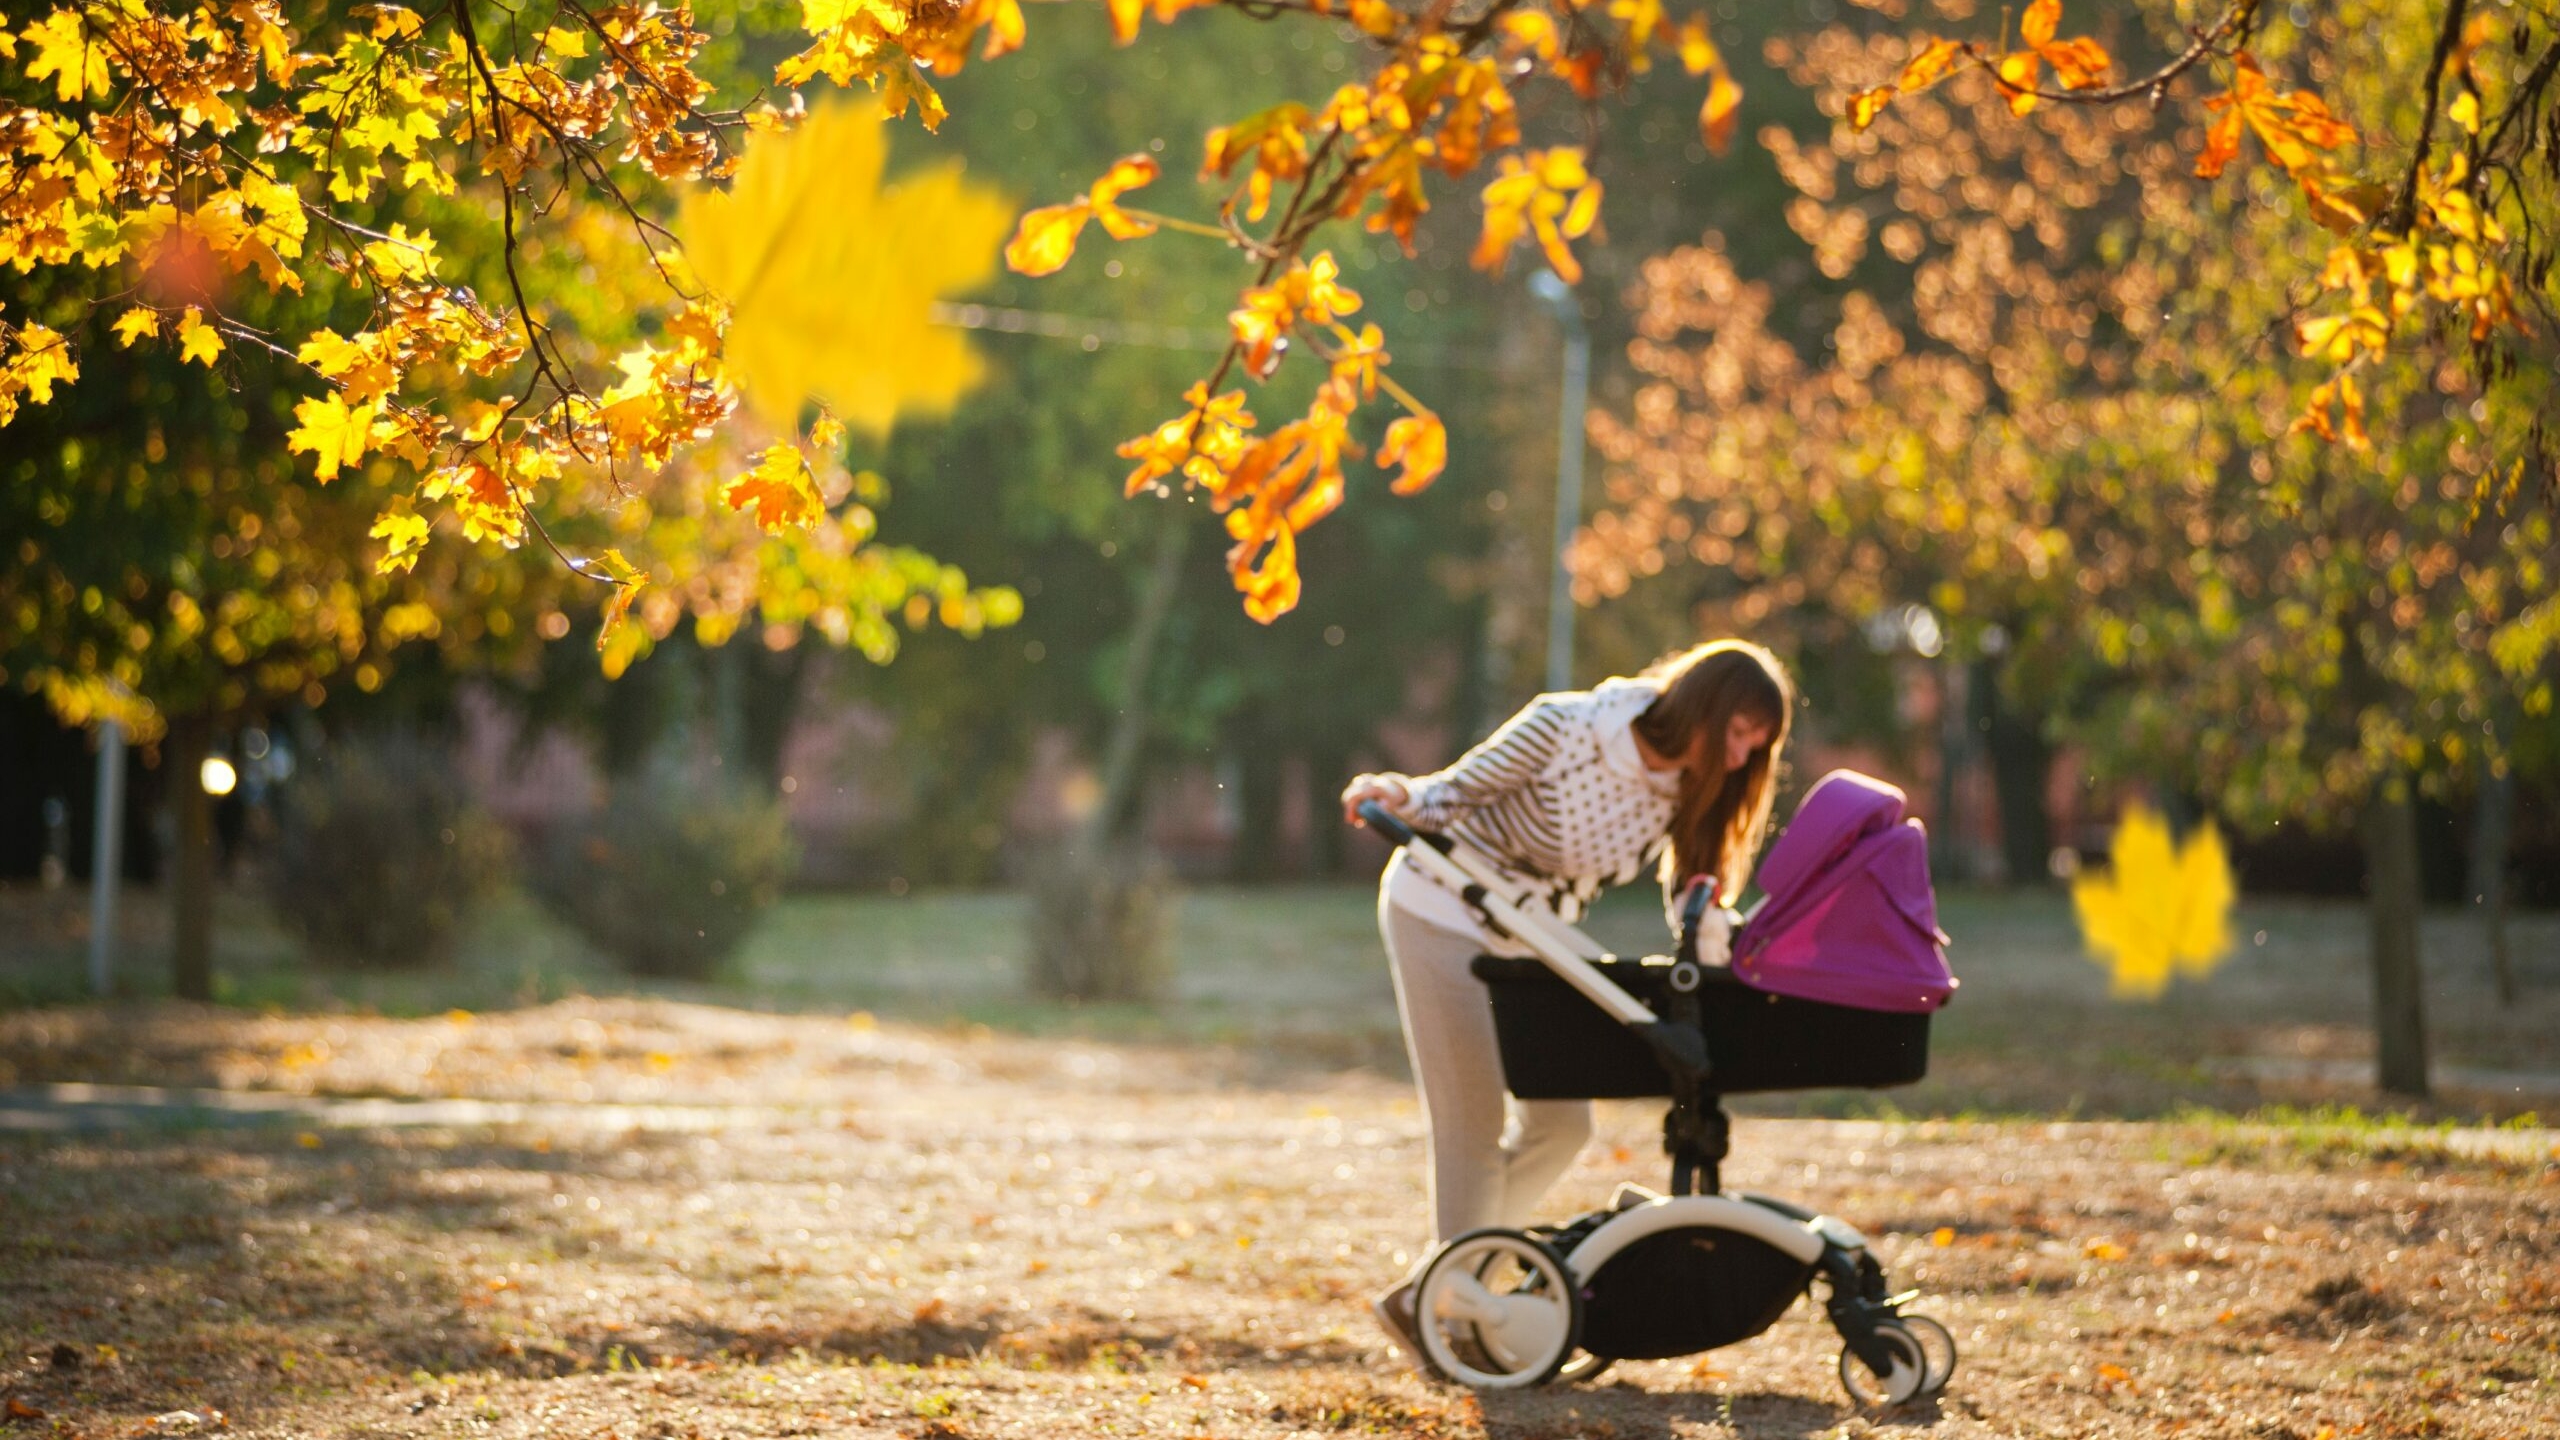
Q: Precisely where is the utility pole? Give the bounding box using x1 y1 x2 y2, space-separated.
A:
1530 269 1589 694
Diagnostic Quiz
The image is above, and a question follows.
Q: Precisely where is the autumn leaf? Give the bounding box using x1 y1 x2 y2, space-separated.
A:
1378 412 1445 494
369 509 431 574
177 307 223 367
112 307 158 346
678 99 1010 436
724 443 825 530
2070 801 2236 1000
2197 54 2356 183
1700 68 1742 155
1089 154 1161 239
1005 203 1090 277
287 393 378 481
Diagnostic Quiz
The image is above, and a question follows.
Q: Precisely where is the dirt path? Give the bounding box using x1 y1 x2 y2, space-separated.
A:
2 999 2554 1439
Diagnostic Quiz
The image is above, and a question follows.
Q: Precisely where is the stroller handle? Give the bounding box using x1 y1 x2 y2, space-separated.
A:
1361 799 1443 845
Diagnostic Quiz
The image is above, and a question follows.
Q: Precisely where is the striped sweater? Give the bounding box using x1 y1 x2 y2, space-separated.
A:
1364 677 1680 948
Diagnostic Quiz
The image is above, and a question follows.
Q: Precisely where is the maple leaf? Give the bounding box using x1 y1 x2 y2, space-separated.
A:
288 393 378 482
22 10 111 103
177 308 223 367
112 307 158 347
724 443 825 530
677 99 1010 436
2070 802 2236 1000
369 509 431 574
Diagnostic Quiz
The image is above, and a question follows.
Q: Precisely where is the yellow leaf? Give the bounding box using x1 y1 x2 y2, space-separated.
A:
112 307 158 347
2447 89 2480 135
2070 802 2238 999
288 393 378 482
177 308 223 367
22 10 112 103
1996 51 2040 115
369 510 431 574
677 100 1009 436
1675 16 1718 76
1006 202 1092 276
1699 68 1742 154
1849 86 1895 131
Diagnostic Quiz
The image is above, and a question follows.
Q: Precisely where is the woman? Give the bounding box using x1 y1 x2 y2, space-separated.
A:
1339 639 1794 1356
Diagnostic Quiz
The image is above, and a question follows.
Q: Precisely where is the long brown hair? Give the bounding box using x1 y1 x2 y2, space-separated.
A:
1631 640 1793 903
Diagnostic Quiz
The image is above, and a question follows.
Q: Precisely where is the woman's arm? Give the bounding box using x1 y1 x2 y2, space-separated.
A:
1389 697 1571 829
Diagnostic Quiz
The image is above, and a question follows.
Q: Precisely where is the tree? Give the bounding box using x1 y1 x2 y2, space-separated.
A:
1577 0 2560 1097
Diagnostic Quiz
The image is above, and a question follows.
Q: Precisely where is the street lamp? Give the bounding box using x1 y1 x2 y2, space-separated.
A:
1529 269 1589 694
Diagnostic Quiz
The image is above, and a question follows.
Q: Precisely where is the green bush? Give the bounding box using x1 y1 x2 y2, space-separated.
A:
266 739 508 969
1023 840 1175 1003
535 777 796 979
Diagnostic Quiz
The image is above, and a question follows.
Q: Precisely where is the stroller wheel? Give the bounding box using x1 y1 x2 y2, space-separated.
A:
1556 1351 1615 1386
1898 1313 1957 1394
1837 1320 1927 1409
1414 1229 1582 1390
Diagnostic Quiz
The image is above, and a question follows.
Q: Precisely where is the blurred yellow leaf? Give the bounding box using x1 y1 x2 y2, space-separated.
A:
2070 801 2236 999
677 100 1009 436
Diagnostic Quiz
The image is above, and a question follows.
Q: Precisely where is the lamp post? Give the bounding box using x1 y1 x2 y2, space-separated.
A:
1529 269 1589 694
88 719 124 998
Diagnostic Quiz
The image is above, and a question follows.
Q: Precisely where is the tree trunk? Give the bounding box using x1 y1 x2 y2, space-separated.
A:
1979 659 2054 887
1087 518 1189 845
1229 730 1286 882
167 714 216 1002
2359 777 2430 1098
2470 707 2517 1003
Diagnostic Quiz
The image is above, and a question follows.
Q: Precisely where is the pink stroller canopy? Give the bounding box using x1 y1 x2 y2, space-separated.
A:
1732 771 1956 1014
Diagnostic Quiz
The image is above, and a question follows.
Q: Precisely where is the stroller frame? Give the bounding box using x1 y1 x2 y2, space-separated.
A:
1362 802 1954 1404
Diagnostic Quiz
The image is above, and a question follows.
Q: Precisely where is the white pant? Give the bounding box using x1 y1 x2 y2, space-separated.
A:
1379 881 1593 1251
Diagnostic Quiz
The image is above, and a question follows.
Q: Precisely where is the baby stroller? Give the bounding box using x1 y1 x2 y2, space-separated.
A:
1358 770 1959 1405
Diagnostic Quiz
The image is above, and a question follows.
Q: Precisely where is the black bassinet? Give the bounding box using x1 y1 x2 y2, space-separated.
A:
1471 956 1931 1100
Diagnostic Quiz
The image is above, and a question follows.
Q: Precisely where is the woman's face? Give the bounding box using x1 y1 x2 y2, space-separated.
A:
1721 711 1776 773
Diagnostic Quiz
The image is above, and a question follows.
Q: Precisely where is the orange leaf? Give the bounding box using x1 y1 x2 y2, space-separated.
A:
1849 85 1895 131
1899 37 1963 92
1700 69 1742 155
1379 412 1446 495
2038 35 2110 90
1106 0 1143 43
1090 153 1162 239
2019 0 2061 49
1997 51 2041 114
2195 106 2243 178
1005 202 1091 275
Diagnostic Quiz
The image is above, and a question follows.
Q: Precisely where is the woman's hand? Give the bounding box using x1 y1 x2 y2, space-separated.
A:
1340 774 1412 826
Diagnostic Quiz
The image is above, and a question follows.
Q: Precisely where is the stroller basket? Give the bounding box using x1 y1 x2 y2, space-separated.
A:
1471 956 1931 1100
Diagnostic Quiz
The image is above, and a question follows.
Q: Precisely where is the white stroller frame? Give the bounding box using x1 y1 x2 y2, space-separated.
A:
1363 802 1956 1404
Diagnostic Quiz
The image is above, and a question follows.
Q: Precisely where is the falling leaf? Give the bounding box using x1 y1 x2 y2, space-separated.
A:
369 509 430 574
724 443 825 530
1931 1226 1956 1247
296 1131 322 1148
2084 1238 2128 1260
2070 801 2236 1000
677 99 1010 436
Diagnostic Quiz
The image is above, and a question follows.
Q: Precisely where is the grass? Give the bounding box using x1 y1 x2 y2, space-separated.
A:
3 878 2556 1118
